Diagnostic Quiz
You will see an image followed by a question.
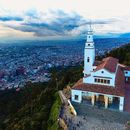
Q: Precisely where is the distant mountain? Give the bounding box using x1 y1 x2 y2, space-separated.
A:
119 33 130 38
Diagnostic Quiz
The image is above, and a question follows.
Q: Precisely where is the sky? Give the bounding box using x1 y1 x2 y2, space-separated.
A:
0 0 130 40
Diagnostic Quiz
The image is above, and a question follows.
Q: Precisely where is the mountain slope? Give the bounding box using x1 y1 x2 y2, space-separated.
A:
0 66 83 130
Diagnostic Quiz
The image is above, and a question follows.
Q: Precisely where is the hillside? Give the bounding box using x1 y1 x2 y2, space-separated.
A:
0 66 83 130
98 43 130 66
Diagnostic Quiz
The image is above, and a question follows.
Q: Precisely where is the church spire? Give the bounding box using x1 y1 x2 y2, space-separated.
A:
83 21 95 76
88 20 92 32
86 21 94 45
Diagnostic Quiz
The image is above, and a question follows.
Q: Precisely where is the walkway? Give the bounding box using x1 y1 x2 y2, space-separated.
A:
59 90 68 104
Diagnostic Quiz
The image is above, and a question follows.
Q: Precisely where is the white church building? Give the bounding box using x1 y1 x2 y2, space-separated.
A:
71 25 130 112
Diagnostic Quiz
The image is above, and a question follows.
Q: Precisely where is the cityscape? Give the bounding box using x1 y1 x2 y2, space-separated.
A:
0 38 130 90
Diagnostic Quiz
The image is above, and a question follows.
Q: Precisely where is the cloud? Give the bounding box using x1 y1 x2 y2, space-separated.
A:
6 10 88 37
0 16 23 21
0 9 121 39
25 9 39 19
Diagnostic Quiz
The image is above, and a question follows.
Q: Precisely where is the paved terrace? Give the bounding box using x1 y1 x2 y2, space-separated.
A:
62 102 130 130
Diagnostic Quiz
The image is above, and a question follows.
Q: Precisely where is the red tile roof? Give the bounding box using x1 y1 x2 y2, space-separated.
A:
115 65 126 90
72 79 125 96
72 64 126 96
94 57 119 73
124 85 130 113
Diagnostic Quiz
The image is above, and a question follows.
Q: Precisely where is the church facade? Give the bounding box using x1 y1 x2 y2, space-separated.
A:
71 25 130 111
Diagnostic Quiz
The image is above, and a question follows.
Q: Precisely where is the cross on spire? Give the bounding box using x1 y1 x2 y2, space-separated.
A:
88 20 93 32
89 20 92 30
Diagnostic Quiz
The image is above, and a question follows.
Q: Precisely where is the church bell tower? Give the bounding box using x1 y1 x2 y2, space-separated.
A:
84 23 95 76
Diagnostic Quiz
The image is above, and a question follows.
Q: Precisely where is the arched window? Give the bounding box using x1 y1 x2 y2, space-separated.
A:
87 57 90 62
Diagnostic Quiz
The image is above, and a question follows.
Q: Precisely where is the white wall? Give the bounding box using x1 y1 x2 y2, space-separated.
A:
71 90 82 103
82 91 92 97
119 97 124 111
84 47 95 75
124 70 130 77
83 68 116 86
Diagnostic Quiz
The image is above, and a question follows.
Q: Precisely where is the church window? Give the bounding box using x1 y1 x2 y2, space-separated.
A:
101 79 103 83
95 78 98 82
74 95 79 100
88 44 90 46
107 80 110 84
98 79 100 82
101 71 104 73
106 80 110 84
104 80 107 83
87 57 90 62
94 78 110 84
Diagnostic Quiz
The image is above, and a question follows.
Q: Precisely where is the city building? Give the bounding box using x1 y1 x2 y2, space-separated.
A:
71 24 130 112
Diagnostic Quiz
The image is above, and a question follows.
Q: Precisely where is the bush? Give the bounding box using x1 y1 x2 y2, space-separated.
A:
127 121 130 125
47 93 62 130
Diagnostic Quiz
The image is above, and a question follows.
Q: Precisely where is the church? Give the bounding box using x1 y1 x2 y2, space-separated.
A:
71 25 130 112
